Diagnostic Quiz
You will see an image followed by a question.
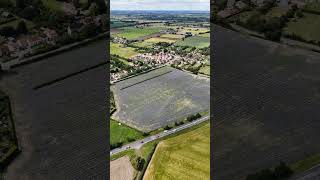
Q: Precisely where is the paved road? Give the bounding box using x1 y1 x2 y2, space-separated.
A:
110 115 210 156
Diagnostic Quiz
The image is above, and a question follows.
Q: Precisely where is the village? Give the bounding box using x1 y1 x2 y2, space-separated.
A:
0 0 107 63
110 27 209 82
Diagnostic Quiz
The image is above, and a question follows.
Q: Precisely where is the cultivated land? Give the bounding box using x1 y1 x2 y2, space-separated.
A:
213 25 320 180
175 36 210 48
111 66 210 132
110 156 135 180
143 122 210 180
284 12 320 42
0 40 108 179
115 27 164 40
111 43 138 59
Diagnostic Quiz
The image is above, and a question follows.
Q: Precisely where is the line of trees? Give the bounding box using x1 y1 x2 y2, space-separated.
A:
246 162 293 180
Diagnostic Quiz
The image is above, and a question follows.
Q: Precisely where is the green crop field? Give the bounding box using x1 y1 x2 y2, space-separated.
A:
175 36 210 48
110 43 138 59
114 27 164 40
284 13 320 42
144 122 210 180
110 119 144 145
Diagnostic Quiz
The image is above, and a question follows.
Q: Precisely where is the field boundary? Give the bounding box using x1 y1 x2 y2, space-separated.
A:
120 70 172 90
111 65 167 84
0 96 20 172
33 62 107 90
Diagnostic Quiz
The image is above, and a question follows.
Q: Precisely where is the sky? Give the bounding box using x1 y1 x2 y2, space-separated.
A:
110 0 210 11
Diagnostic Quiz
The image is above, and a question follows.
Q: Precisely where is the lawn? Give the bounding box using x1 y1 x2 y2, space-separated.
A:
284 13 320 42
143 122 210 180
110 119 144 146
115 27 164 40
175 36 210 48
110 43 138 59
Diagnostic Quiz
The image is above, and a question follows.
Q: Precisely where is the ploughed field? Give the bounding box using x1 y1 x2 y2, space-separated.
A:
111 66 210 132
0 40 108 179
213 25 320 180
143 122 210 180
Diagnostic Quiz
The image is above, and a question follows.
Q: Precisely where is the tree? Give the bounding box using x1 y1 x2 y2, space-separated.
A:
274 162 293 178
131 156 145 171
16 21 28 34
94 0 107 14
19 6 39 20
265 30 281 42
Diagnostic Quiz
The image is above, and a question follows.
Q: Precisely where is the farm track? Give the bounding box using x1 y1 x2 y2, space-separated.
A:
213 25 320 179
0 40 108 179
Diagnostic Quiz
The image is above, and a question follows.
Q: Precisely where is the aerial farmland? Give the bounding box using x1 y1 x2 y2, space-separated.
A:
110 8 210 180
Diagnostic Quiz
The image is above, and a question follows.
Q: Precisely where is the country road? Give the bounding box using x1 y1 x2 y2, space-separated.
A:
110 115 210 156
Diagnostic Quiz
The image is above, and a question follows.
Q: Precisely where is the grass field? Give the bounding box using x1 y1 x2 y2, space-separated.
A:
143 122 210 180
132 41 154 48
115 27 164 40
111 43 138 59
175 36 210 48
110 119 144 145
284 13 320 42
145 37 176 43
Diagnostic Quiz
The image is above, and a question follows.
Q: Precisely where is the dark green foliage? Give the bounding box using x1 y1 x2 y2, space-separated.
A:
187 113 201 122
110 142 123 149
274 162 293 178
131 156 145 171
246 162 293 180
16 21 28 34
127 137 135 142
142 132 150 137
164 125 172 130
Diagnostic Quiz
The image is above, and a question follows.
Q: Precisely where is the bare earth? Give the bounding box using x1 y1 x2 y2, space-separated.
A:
110 156 135 180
